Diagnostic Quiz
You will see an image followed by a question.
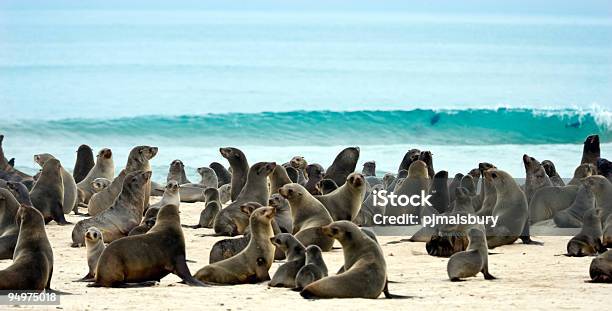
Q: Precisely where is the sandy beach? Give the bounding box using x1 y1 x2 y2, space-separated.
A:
1 197 608 311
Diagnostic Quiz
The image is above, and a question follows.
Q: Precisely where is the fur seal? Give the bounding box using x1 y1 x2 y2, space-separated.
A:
324 147 359 187
80 227 105 281
419 151 435 180
362 161 376 176
0 188 20 260
542 160 565 187
87 169 127 217
125 146 158 209
72 171 150 246
128 217 156 236
483 169 529 248
192 187 221 229
6 181 33 207
476 163 497 216
90 203 204 287
316 172 366 221
300 221 387 299
220 147 249 201
167 160 191 184
73 144 95 184
387 160 430 218
553 185 593 228
460 175 477 197
597 158 612 183
589 250 612 283
290 156 309 185
565 208 606 257
603 214 612 248
304 164 325 195
353 184 384 226
270 165 293 195
92 178 111 193
218 183 231 204
77 148 114 204
581 134 600 170
150 180 180 210
522 154 553 204
213 162 276 236
447 228 495 281
29 158 70 225
530 185 580 225
448 173 464 203
195 206 276 284
294 245 328 290
269 233 306 288
398 148 420 174
269 193 293 233
210 162 231 187
582 175 612 224
279 183 334 251
34 153 78 214
182 167 218 189
568 163 595 186
430 171 450 214
0 205 53 291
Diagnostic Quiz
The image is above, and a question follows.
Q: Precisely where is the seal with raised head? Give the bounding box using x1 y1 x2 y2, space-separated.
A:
90 203 204 287
447 228 495 281
213 162 276 236
29 158 70 225
581 134 600 170
316 172 366 221
541 160 565 187
289 156 309 185
300 221 387 299
209 162 231 187
166 160 191 184
568 163 595 186
72 171 150 246
220 147 249 201
73 144 95 183
182 167 218 189
324 147 359 187
77 148 114 204
589 250 612 283
194 206 276 284
362 161 376 177
279 183 334 251
0 188 20 260
268 233 306 288
522 154 553 204
0 205 53 291
87 169 127 217
269 193 293 233
35 153 78 214
430 170 450 214
149 180 180 211
398 148 420 174
304 163 325 195
79 227 105 281
294 245 328 290
565 208 607 257
125 145 158 209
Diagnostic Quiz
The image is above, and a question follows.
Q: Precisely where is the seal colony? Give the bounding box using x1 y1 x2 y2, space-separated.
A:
0 133 611 302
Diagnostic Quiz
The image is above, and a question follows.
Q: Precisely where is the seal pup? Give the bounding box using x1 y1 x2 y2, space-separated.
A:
90 203 204 287
92 178 111 193
303 163 324 195
565 208 606 257
589 250 612 283
218 183 231 204
213 162 276 236
188 187 221 229
542 160 565 187
398 148 420 174
483 169 530 248
87 169 127 217
279 183 334 251
220 147 249 201
71 171 150 246
182 167 218 189
568 163 595 186
34 153 78 214
149 180 181 210
269 233 306 288
300 221 387 299
603 214 612 248
581 134 600 170
290 156 309 185
77 148 114 204
0 188 20 260
167 160 191 184
0 205 53 291
553 185 593 228
316 172 366 221
73 144 95 183
269 165 293 195
269 193 293 233
125 145 158 209
294 245 328 290
78 227 105 281
324 147 359 187
29 158 70 225
195 206 276 284
210 162 231 187
447 228 495 281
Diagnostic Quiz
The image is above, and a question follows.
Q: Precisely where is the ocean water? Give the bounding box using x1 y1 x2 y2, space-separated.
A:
0 4 611 182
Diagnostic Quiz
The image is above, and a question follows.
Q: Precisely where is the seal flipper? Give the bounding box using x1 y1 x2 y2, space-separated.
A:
382 278 412 299
74 273 95 282
173 255 207 287
519 221 543 245
51 201 71 225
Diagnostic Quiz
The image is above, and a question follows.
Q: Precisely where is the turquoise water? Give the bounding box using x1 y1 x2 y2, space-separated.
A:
0 3 611 180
